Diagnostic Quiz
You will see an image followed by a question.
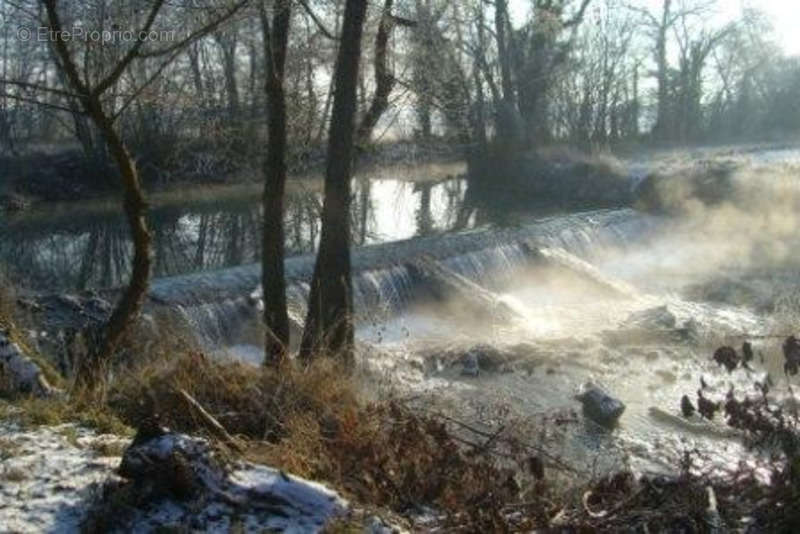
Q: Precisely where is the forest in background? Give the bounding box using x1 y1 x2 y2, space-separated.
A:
0 0 798 193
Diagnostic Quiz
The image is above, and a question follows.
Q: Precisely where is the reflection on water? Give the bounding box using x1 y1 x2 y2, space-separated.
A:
1 176 468 292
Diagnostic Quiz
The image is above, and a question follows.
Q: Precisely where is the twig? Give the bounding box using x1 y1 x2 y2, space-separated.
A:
177 388 244 453
297 0 337 40
426 410 578 473
477 423 506 454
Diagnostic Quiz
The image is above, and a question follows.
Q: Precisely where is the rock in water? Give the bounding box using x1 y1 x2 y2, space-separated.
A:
713 346 739 373
0 329 58 397
460 349 480 377
741 341 754 365
623 305 677 329
576 383 626 427
783 336 800 376
681 395 696 418
697 391 719 420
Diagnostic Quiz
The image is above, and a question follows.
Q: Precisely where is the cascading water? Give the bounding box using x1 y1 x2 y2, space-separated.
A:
146 208 660 350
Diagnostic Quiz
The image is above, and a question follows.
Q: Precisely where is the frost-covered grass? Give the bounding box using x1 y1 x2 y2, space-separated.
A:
0 422 126 533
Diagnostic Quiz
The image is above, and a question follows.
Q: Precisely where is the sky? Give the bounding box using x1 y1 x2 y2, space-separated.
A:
508 0 800 56
740 1 800 55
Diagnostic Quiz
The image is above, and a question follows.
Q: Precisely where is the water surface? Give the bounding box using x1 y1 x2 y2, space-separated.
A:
2 171 469 292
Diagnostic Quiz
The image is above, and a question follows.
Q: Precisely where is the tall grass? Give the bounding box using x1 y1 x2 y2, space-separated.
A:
0 267 14 326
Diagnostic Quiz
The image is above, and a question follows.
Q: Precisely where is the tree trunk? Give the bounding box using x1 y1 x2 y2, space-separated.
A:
653 0 672 140
76 96 152 393
356 0 395 145
299 0 368 365
495 0 514 106
215 32 240 120
260 0 292 364
188 43 207 108
43 0 154 396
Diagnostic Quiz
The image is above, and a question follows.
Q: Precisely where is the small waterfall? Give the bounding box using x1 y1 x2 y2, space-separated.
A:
168 297 259 348
144 209 662 349
352 265 414 314
440 243 529 287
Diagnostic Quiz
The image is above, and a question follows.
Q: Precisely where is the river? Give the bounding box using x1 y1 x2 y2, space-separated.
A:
5 143 800 477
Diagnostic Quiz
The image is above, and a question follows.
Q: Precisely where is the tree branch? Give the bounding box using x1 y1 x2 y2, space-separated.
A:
42 0 90 98
110 48 185 122
92 0 167 97
563 0 592 28
297 0 337 40
0 91 78 113
135 0 249 59
0 79 78 99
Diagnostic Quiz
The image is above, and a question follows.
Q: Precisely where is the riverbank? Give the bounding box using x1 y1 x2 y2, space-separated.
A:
1 336 797 532
2 158 466 220
0 140 466 211
3 229 800 532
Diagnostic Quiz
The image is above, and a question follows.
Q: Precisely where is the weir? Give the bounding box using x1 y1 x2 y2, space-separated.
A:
152 208 664 347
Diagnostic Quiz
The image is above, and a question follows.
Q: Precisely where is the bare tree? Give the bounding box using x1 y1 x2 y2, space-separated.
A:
36 0 245 393
260 0 292 364
299 0 368 364
629 0 715 141
356 0 415 145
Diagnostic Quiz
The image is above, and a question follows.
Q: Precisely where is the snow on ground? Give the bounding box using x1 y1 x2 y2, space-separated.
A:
0 422 124 533
0 421 370 533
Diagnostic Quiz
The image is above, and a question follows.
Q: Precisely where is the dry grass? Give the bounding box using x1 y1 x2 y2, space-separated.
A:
98 344 800 530
108 352 359 443
0 437 20 460
0 396 132 436
103 351 540 529
89 439 128 457
8 341 793 530
0 268 15 329
1 465 27 482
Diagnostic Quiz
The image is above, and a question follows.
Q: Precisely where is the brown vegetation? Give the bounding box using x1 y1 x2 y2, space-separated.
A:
4 332 800 530
0 280 13 331
91 332 800 530
58 349 559 530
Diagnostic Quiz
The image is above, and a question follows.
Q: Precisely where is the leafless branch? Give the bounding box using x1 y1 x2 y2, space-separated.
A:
136 0 250 59
92 0 167 97
0 91 77 113
0 79 78 99
297 0 337 40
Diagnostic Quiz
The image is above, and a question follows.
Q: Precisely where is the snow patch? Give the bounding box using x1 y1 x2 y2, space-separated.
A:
0 422 124 533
